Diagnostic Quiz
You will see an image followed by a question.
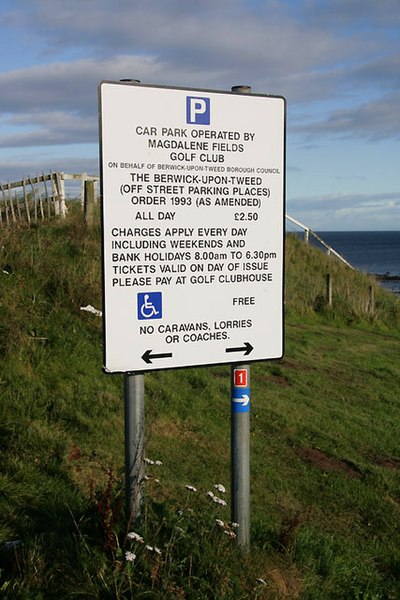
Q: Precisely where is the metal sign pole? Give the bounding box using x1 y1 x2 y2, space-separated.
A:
230 84 252 552
124 372 145 523
231 364 251 550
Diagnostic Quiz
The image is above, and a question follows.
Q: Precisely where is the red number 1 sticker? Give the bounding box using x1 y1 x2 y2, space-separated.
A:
234 369 248 387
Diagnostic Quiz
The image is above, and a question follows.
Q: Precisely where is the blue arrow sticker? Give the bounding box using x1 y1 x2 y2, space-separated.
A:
231 387 250 413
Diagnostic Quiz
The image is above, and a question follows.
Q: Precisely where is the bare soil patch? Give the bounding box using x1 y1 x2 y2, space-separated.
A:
374 456 400 470
255 375 291 387
296 447 362 478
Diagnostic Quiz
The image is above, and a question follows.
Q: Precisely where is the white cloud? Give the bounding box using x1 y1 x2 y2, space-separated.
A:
0 0 383 99
1 0 399 229
294 91 400 141
288 191 400 230
0 154 98 183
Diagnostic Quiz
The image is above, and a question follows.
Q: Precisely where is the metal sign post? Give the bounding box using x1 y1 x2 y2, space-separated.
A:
230 85 251 551
231 364 250 549
124 372 144 522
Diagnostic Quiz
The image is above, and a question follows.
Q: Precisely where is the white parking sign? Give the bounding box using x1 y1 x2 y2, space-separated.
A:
99 82 285 372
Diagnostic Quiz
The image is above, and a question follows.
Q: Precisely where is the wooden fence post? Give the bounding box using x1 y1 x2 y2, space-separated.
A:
22 178 31 224
28 177 38 222
326 273 332 306
0 183 8 225
8 182 16 223
84 180 95 226
15 191 22 222
368 285 375 315
49 172 59 216
42 173 51 218
81 172 87 208
57 173 67 218
36 174 45 220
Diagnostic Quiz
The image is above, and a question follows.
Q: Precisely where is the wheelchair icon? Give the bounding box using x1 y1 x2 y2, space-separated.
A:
140 294 159 318
137 292 162 320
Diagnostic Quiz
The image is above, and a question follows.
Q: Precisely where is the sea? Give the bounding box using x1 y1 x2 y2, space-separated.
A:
310 231 400 295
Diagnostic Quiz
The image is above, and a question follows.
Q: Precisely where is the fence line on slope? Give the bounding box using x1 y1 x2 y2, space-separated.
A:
286 214 354 269
0 172 99 226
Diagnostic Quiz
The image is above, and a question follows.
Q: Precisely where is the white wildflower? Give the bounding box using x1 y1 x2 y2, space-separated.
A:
146 545 162 555
185 484 197 493
215 519 225 528
212 495 227 506
144 475 160 483
125 551 136 562
127 531 144 543
224 530 236 539
229 522 240 529
214 483 226 494
206 491 215 499
145 458 163 466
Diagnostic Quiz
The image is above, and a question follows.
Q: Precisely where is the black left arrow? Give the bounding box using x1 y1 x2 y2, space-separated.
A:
142 350 173 364
225 342 254 356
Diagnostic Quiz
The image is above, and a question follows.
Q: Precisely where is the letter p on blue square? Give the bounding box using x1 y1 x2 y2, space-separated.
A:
137 292 162 320
186 96 210 125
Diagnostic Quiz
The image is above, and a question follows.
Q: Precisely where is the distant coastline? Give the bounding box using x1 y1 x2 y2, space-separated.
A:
313 231 400 295
374 273 400 281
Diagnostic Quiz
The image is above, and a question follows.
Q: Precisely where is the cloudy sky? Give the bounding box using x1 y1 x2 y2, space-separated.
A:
0 0 399 230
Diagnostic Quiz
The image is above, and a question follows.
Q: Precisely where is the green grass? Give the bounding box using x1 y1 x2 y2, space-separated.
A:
1 206 400 598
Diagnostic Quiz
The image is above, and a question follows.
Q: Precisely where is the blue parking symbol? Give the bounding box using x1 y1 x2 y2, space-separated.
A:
137 292 162 320
186 96 210 125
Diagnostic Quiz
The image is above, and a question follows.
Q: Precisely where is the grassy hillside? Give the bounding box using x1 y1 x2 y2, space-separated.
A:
1 206 399 599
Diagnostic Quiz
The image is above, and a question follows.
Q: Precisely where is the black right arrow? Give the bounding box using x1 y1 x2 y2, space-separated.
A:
225 342 254 356
142 349 173 364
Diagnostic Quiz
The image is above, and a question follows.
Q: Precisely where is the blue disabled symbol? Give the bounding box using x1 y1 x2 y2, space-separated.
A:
137 292 162 320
